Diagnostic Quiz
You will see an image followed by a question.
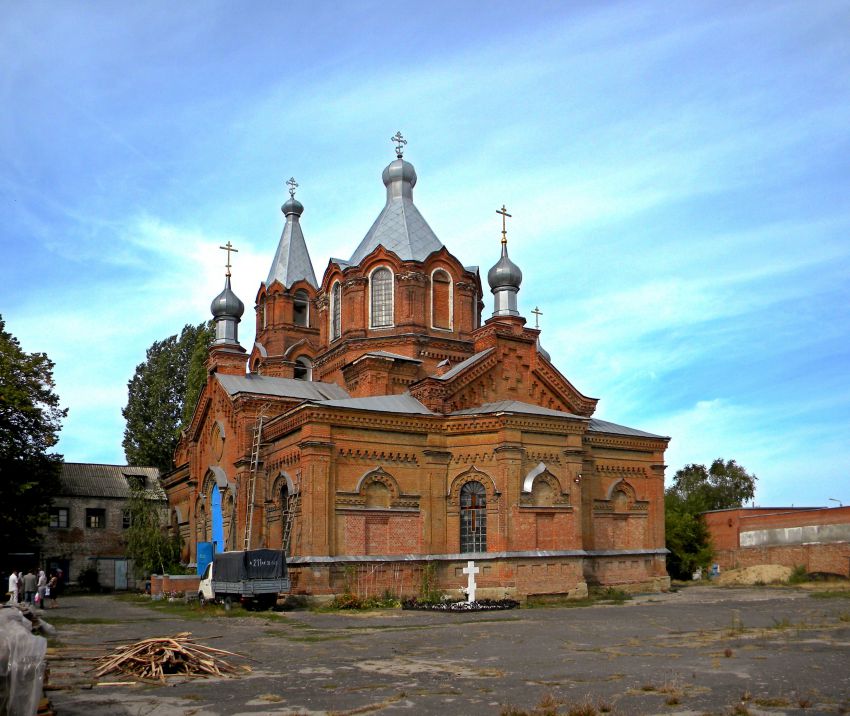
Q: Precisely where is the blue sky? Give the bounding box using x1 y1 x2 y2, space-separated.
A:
2 1 848 506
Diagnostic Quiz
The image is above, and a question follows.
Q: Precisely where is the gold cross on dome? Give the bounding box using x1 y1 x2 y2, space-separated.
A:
532 306 543 329
286 177 298 199
496 204 512 245
219 241 239 276
391 131 407 158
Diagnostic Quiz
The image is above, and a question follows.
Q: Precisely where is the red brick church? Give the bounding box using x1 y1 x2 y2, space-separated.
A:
163 136 670 599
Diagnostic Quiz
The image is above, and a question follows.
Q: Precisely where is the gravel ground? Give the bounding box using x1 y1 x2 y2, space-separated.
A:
42 585 850 715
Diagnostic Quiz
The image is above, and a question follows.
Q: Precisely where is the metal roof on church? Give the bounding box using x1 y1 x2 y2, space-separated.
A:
353 350 423 363
432 348 494 381
450 400 584 419
348 157 444 265
215 374 350 401
587 418 667 439
59 463 165 500
314 392 435 415
265 216 318 289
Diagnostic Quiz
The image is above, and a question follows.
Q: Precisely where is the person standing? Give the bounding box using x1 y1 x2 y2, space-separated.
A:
37 568 48 609
7 570 19 605
47 574 58 608
22 569 37 605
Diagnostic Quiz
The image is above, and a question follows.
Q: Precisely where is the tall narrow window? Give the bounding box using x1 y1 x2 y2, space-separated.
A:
281 485 291 556
331 282 341 340
370 267 393 328
259 296 267 329
460 481 487 553
431 269 452 329
293 289 309 326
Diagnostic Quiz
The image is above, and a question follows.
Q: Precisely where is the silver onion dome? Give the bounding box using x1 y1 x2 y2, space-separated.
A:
381 158 417 194
281 196 304 217
487 243 523 290
210 276 245 319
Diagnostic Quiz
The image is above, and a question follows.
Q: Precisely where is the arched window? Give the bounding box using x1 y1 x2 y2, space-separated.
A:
281 484 291 555
364 481 391 509
293 356 312 381
370 267 393 328
330 282 341 341
258 296 267 329
293 289 309 327
460 481 487 553
431 269 452 330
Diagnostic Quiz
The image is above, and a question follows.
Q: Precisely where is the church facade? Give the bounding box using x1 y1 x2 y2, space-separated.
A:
162 138 671 599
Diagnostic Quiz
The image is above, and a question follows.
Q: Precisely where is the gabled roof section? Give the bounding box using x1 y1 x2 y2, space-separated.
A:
587 418 667 439
450 400 584 420
315 392 435 415
353 350 423 364
433 348 493 381
266 210 318 289
215 373 349 401
59 463 165 500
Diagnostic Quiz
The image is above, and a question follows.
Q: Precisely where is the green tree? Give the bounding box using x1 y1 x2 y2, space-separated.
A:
0 316 67 555
669 459 757 512
665 458 757 580
122 322 212 472
125 486 182 577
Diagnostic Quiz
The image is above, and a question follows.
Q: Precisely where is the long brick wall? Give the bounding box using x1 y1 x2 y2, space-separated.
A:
705 506 850 577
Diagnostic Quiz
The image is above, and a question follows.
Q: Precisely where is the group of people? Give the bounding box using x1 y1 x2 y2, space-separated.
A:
5 568 62 609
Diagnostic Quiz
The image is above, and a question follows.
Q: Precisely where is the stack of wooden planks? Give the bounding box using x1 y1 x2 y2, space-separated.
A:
91 632 246 681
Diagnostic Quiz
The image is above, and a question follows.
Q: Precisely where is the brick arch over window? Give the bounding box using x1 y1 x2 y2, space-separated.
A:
431 268 452 330
607 479 637 511
355 467 401 503
448 466 498 506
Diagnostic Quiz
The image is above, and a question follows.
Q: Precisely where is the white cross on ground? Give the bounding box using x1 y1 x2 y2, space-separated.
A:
462 560 479 603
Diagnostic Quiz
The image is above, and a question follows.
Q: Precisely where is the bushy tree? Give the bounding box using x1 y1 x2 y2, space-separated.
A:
122 322 212 472
665 458 757 580
0 316 66 555
125 487 182 577
668 459 757 512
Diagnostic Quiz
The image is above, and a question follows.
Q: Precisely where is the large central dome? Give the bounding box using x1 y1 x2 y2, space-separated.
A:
348 155 444 265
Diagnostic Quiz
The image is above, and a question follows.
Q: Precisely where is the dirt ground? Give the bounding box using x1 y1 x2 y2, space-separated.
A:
41 585 850 715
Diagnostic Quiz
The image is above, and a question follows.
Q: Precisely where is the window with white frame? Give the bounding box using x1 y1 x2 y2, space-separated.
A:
370 267 393 328
331 282 341 340
293 289 309 326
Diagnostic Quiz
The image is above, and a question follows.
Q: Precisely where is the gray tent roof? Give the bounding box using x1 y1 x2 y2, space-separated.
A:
587 418 667 439
266 211 318 289
450 400 584 419
350 199 443 265
315 392 435 415
216 374 349 401
59 463 164 500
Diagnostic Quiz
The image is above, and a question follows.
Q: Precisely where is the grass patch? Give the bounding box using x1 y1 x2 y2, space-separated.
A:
754 697 789 707
810 590 850 599
42 616 123 626
526 588 631 609
117 593 277 621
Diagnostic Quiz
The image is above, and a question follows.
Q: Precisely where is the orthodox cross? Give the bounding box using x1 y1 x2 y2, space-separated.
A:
286 177 298 198
532 306 543 329
462 560 479 603
219 241 238 277
496 204 512 245
391 131 407 158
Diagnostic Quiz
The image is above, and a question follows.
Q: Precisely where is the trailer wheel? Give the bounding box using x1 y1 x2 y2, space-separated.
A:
198 592 206 607
223 595 233 611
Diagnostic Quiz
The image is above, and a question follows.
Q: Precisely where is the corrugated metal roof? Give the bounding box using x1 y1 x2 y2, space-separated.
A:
216 374 350 400
433 348 494 381
60 463 164 500
450 400 584 419
315 392 435 415
587 418 667 439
